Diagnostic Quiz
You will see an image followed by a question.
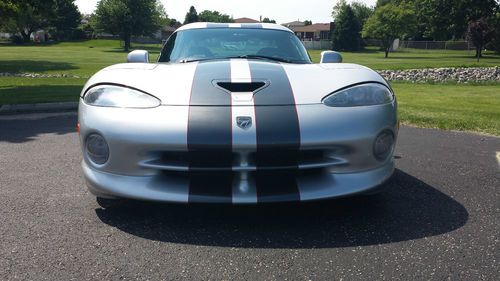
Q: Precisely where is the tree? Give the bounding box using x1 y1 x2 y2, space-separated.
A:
450 0 498 39
362 3 417 58
0 0 54 42
50 0 81 40
486 12 500 53
375 0 392 7
262 17 276 24
184 6 199 24
467 17 495 61
168 18 179 27
332 0 347 19
0 1 15 29
351 1 374 26
95 0 166 51
332 4 362 51
198 10 233 23
303 20 312 26
415 0 498 40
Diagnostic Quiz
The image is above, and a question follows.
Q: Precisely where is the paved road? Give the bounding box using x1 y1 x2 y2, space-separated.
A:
0 113 498 280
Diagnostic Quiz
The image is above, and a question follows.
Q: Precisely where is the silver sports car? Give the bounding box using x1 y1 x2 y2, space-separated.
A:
79 22 398 204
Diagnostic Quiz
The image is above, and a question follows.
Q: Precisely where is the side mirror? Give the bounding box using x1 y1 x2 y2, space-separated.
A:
127 50 149 63
320 51 342 63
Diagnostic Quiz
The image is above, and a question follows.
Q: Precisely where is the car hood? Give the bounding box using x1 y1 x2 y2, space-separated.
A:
81 60 387 106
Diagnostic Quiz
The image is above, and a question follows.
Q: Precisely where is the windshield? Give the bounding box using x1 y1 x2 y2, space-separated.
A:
158 28 311 64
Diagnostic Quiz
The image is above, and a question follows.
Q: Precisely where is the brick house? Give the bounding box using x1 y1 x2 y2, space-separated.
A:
290 23 333 41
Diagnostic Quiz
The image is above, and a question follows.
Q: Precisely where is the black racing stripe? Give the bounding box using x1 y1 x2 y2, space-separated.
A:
190 60 231 105
255 172 300 203
207 23 230 28
250 61 300 151
249 61 297 105
249 61 301 201
187 60 233 202
188 174 233 203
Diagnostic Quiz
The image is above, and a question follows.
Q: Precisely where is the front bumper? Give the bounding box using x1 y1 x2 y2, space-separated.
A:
79 100 398 203
83 160 395 203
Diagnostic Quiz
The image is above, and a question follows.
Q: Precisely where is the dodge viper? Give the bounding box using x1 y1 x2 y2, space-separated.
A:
79 22 398 204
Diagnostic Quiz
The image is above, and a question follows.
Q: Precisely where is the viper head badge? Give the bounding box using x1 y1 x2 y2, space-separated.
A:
236 116 252 130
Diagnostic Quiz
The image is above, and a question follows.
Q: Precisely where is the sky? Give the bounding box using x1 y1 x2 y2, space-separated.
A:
75 0 377 24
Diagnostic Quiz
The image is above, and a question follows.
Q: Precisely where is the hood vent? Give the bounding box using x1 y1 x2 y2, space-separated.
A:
216 81 267 93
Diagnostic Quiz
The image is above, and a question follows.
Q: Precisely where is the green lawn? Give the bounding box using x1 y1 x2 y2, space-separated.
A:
0 77 86 104
0 40 162 77
0 77 498 136
393 82 500 136
308 48 500 70
0 40 499 77
0 40 499 135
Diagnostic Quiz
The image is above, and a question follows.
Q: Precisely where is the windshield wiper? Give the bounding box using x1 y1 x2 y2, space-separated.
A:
179 55 294 64
231 55 293 63
179 58 211 63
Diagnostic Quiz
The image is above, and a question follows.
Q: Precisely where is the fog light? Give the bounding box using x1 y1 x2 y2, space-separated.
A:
86 133 109 165
373 130 394 161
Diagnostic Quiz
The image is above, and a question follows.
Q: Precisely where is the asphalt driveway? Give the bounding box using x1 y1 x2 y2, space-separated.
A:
0 112 498 280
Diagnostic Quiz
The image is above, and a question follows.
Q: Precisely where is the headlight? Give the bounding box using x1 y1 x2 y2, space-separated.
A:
323 83 393 107
83 85 160 108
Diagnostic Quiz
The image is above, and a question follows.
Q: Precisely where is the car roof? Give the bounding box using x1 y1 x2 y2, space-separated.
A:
176 22 293 33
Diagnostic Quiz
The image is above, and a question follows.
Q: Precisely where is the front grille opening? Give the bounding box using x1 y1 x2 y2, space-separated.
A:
143 148 348 173
158 150 328 169
217 82 266 92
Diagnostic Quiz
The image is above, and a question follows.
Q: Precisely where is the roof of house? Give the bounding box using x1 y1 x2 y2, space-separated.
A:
291 23 331 33
163 26 177 32
234 17 260 23
163 23 182 32
282 21 305 27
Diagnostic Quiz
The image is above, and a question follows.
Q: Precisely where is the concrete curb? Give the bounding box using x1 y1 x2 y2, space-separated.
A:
0 102 78 115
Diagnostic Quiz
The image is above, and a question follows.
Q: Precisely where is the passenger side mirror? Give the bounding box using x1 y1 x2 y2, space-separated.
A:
127 50 149 63
320 51 343 63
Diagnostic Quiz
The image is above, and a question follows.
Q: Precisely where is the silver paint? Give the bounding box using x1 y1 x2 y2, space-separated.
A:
79 23 398 203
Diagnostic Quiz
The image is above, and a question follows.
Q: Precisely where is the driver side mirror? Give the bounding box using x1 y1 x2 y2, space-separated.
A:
127 50 149 63
320 51 343 63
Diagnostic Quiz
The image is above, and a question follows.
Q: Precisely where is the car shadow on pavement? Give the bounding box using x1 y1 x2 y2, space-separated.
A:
95 169 468 249
0 114 77 143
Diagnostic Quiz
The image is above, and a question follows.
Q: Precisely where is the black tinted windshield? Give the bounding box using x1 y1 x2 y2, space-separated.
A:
158 28 311 64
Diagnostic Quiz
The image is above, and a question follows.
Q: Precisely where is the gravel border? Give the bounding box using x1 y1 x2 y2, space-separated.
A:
378 67 500 83
1 66 499 83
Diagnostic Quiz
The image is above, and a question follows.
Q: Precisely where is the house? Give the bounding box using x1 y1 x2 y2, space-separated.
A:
282 20 305 28
0 33 11 40
162 26 176 39
162 23 182 40
234 17 260 23
290 23 333 41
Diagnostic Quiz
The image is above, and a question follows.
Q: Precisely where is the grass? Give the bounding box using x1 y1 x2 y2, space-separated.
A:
0 40 498 77
308 47 500 70
0 77 498 136
0 77 86 104
0 40 499 135
393 82 500 136
0 40 162 77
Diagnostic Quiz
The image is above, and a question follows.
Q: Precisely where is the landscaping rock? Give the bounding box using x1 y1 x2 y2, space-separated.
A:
0 72 87 79
0 67 499 83
378 67 500 83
